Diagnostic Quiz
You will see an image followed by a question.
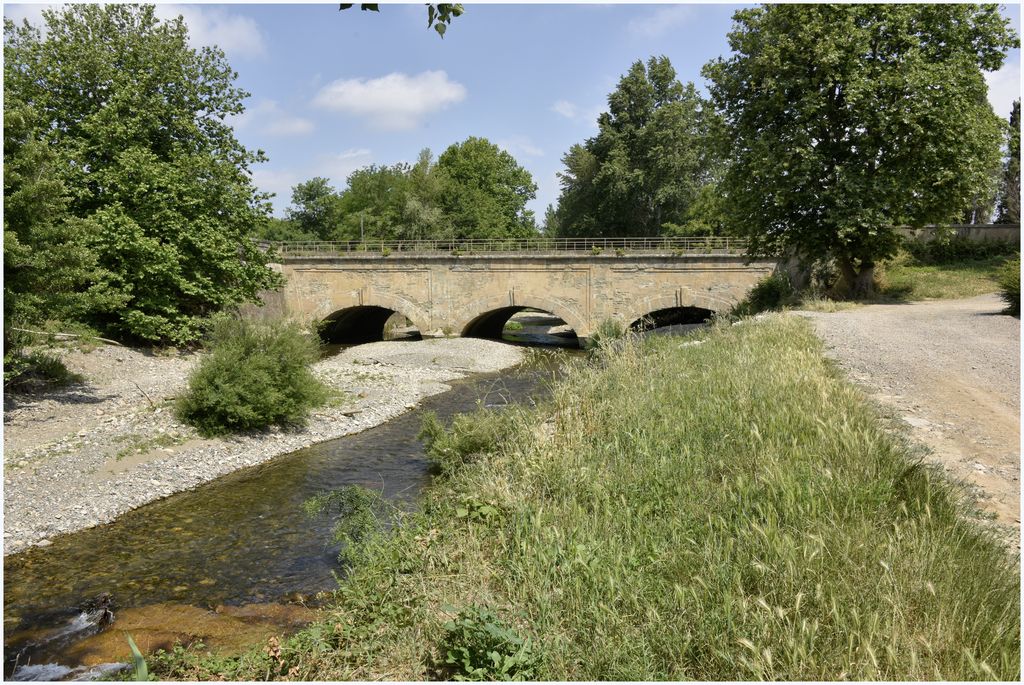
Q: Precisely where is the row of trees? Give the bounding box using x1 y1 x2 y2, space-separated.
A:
264 138 537 242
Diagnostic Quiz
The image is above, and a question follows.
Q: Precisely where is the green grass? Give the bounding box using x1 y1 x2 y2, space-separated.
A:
150 317 1020 681
876 252 1011 301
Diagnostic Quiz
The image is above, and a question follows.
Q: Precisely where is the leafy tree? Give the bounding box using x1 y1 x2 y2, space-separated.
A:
704 4 1018 296
436 136 538 238
402 148 449 239
255 217 309 242
554 56 722 237
4 5 279 344
323 142 536 241
286 177 343 241
337 162 416 240
3 101 120 334
541 204 560 236
996 99 1021 224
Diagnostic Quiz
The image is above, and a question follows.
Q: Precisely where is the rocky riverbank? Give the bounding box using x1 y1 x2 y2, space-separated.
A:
3 338 523 555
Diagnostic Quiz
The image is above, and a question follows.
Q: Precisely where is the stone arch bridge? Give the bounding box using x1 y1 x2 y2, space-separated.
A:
260 238 778 346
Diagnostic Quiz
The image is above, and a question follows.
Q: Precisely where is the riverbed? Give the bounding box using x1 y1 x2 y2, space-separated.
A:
4 353 568 677
3 338 524 555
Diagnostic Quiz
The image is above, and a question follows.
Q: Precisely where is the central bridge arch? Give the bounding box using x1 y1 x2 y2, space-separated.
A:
318 292 429 344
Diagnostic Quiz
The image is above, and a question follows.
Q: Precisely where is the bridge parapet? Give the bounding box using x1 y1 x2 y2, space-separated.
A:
265 235 748 258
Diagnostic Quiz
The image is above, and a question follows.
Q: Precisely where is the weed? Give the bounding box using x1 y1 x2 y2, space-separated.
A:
150 317 1020 681
876 251 1012 301
590 245 603 256
503 320 524 331
304 485 392 565
3 347 83 391
904 235 1018 264
126 633 152 681
437 605 539 681
587 317 625 349
114 433 184 461
419 408 518 477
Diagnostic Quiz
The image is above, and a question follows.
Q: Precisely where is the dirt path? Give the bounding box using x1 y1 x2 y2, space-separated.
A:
798 294 1020 546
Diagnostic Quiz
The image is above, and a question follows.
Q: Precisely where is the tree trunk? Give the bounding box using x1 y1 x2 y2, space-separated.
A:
839 257 875 299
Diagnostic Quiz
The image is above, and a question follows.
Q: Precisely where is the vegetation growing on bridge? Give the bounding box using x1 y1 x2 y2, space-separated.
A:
150 317 1019 680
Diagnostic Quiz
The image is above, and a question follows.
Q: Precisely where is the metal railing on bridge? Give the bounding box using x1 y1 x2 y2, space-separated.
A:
265 236 749 257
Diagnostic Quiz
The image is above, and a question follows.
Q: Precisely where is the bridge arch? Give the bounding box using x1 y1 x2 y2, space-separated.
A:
623 292 732 332
319 293 429 344
456 294 589 342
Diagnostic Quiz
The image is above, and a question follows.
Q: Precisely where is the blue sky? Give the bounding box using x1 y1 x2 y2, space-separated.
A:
6 2 1021 218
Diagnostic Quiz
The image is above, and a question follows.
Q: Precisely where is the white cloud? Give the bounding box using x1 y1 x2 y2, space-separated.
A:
552 100 578 119
317 149 375 184
627 6 694 39
497 136 544 158
312 70 467 131
986 60 1021 119
234 100 314 137
154 4 267 60
552 99 604 131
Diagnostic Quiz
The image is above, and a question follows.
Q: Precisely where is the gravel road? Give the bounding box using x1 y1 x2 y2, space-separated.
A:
3 338 523 555
798 294 1020 544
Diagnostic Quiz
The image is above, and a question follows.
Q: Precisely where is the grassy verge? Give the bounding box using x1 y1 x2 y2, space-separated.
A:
151 316 1020 680
875 252 1010 301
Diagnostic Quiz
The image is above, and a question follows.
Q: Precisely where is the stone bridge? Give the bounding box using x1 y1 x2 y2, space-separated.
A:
261 238 778 346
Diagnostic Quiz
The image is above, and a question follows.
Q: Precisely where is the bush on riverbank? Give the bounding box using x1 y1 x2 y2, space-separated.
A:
998 257 1020 315
175 317 328 436
153 316 1019 680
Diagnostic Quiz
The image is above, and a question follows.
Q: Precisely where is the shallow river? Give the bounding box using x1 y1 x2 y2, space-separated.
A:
4 346 571 679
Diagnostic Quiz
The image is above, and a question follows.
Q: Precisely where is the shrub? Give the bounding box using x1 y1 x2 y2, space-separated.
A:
734 272 793 316
437 605 538 681
175 317 328 436
4 346 83 391
304 485 391 565
419 409 518 477
904 235 1019 264
998 257 1020 315
587 317 626 349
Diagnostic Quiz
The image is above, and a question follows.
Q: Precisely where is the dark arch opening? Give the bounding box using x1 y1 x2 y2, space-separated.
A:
320 306 422 345
629 306 715 334
462 307 579 348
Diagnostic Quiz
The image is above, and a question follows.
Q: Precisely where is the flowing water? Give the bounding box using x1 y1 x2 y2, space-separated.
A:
3 348 572 679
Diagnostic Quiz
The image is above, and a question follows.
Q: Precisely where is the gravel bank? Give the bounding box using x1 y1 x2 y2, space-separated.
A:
3 338 523 555
797 294 1020 543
